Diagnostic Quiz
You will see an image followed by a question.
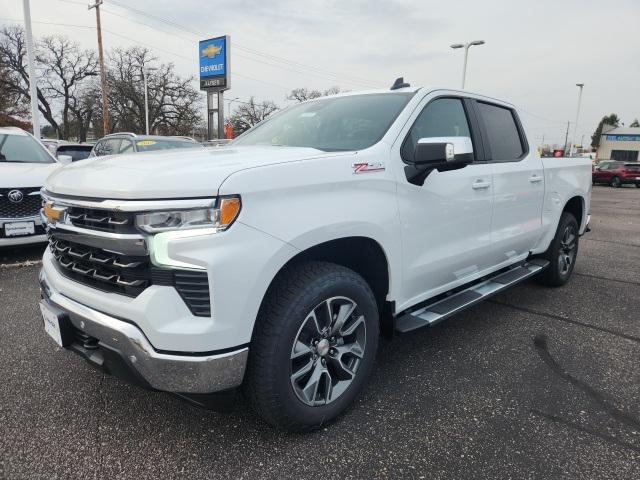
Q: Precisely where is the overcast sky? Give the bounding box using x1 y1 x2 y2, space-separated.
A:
2 0 639 146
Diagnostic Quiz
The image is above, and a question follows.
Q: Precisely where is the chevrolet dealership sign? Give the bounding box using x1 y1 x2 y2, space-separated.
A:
199 35 230 90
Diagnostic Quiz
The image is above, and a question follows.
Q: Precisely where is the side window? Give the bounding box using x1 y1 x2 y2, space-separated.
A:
477 102 524 161
93 141 107 156
119 140 134 154
103 138 121 155
401 98 471 163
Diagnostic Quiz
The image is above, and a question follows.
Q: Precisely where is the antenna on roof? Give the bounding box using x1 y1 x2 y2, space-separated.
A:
390 77 410 90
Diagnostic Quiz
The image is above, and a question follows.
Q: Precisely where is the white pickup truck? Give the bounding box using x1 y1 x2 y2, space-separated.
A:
39 82 591 431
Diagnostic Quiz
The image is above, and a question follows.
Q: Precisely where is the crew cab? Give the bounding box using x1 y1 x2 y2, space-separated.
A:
38 83 592 431
0 127 69 247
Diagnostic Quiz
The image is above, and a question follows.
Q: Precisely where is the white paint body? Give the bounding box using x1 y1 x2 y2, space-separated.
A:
41 88 592 353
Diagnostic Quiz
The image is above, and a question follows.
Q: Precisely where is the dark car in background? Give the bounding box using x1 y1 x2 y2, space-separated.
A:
90 133 203 157
592 160 640 187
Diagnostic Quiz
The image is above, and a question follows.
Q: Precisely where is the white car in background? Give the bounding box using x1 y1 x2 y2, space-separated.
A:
0 127 70 247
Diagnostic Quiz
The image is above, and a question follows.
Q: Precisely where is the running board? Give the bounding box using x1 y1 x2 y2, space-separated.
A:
395 259 549 333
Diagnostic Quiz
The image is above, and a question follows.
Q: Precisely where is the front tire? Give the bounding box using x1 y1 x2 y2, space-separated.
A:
536 212 579 287
244 261 379 431
610 176 622 188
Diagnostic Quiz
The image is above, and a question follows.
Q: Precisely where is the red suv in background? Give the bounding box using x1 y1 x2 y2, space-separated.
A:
592 161 640 187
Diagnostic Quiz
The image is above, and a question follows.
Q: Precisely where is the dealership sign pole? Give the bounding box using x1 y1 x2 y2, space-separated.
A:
199 36 230 140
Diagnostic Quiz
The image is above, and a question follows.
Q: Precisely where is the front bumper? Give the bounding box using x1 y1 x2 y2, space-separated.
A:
39 270 248 394
0 215 46 246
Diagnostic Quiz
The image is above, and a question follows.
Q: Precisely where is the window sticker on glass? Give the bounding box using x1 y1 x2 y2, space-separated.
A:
137 140 157 147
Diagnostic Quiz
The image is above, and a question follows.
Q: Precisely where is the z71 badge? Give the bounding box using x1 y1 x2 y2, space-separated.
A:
352 162 385 174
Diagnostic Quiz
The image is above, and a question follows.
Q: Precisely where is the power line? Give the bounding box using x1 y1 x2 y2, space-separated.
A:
102 0 382 88
0 17 293 92
54 0 381 89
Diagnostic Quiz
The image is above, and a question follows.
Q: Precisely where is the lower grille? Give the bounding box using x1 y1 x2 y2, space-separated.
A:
73 326 99 350
0 187 42 218
49 232 151 297
48 231 211 316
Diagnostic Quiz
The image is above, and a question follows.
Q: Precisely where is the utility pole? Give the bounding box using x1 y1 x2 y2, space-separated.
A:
22 0 40 137
569 83 584 157
563 121 570 155
89 1 110 135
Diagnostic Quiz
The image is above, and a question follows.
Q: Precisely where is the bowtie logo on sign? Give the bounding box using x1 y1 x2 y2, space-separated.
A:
201 44 222 59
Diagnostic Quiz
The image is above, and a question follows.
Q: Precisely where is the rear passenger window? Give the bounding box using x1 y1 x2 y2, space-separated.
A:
477 102 524 161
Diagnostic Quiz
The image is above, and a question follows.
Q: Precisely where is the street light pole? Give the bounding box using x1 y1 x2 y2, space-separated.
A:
88 1 110 135
450 40 485 89
22 0 40 137
226 97 239 120
569 83 584 157
142 69 149 135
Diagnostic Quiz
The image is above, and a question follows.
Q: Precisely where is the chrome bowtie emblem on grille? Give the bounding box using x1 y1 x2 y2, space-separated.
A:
7 189 24 203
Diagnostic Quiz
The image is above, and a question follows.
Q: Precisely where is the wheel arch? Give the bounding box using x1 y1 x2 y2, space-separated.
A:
563 195 584 228
256 236 395 338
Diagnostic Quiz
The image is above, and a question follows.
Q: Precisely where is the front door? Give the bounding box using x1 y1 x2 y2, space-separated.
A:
393 96 494 309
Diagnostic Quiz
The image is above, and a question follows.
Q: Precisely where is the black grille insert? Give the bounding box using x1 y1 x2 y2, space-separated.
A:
49 232 151 297
0 187 42 218
66 206 137 233
48 231 211 316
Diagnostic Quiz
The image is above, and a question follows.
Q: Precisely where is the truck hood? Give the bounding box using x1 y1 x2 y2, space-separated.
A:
1 162 61 189
45 146 339 199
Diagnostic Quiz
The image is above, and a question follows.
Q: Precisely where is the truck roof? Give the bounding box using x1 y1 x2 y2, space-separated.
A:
327 86 517 109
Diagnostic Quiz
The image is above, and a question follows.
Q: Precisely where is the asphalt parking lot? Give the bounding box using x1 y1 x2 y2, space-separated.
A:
1 186 639 479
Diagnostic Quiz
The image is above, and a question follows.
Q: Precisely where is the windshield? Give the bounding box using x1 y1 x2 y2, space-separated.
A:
234 93 414 151
0 134 54 164
135 139 203 152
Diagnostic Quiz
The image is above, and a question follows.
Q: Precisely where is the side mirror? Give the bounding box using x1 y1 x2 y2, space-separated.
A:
57 154 73 165
414 137 474 169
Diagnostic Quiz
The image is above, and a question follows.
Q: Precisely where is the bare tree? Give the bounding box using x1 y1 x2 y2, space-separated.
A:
0 25 59 136
37 35 98 140
105 47 201 136
287 86 340 103
230 97 279 134
0 64 29 122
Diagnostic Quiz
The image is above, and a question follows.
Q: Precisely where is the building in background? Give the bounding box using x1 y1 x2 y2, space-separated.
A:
597 125 640 161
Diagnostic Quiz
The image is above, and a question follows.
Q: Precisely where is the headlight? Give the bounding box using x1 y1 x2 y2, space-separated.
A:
136 196 241 233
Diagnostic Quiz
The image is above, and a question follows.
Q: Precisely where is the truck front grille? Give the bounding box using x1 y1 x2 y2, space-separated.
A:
49 232 151 297
47 216 211 317
0 187 42 218
66 206 136 233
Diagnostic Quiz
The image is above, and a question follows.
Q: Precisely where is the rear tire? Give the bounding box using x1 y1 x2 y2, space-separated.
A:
536 212 579 287
610 176 622 188
244 261 379 432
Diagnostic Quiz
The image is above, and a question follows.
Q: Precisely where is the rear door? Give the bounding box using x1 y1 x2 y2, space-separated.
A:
475 101 545 264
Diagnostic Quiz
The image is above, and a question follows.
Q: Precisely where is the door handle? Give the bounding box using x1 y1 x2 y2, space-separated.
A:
472 180 491 190
529 174 543 183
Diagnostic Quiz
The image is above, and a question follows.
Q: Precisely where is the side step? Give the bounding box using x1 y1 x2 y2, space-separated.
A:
395 259 549 333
